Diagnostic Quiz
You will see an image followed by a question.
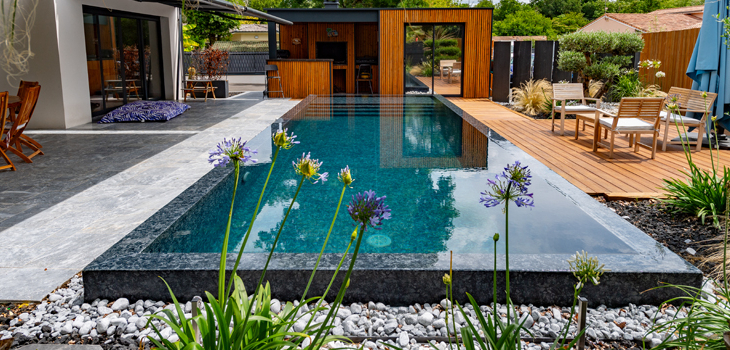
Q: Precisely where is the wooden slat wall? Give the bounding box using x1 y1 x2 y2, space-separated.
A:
356 23 379 57
307 23 356 93
640 28 699 92
279 23 308 59
379 9 493 97
266 60 332 98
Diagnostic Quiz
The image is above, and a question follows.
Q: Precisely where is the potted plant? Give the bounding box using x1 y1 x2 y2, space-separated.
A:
191 48 230 98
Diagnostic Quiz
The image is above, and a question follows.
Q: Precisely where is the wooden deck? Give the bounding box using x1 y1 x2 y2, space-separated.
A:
416 76 462 95
448 97 730 199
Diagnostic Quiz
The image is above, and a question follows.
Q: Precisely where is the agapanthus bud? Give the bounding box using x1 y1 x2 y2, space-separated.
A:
493 233 499 241
442 273 452 286
338 165 354 186
350 227 358 241
272 129 299 149
293 152 328 184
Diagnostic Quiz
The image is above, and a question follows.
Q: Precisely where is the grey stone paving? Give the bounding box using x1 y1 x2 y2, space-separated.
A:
0 99 261 232
0 98 298 302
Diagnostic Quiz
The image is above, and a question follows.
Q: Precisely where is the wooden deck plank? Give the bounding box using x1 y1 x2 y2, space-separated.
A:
448 97 730 199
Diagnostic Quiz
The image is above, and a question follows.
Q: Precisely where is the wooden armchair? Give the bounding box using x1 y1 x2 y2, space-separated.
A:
0 91 11 171
1 85 41 169
439 60 456 80
12 81 43 159
593 97 664 159
551 83 601 136
660 87 717 151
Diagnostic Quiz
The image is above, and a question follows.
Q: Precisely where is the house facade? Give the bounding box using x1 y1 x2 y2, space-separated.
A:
0 0 181 129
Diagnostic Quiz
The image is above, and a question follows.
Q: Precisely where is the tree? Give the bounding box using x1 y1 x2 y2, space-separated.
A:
552 12 589 34
474 0 495 8
532 0 582 19
494 0 526 21
557 31 645 97
184 10 239 48
493 8 556 37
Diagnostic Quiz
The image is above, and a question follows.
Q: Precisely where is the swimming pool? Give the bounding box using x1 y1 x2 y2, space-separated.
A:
85 95 701 306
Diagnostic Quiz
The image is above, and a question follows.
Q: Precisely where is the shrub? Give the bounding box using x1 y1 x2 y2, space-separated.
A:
511 79 552 116
436 46 461 57
557 31 644 97
662 94 727 227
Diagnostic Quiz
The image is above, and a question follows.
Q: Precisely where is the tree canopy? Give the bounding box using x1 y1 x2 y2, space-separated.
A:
183 10 239 49
494 8 556 37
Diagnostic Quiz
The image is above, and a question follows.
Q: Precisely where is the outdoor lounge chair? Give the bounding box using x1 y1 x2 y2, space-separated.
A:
660 87 717 151
1 85 41 170
439 60 456 80
551 83 601 136
593 97 664 159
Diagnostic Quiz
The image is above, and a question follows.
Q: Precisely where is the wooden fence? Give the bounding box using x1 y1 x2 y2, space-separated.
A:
183 52 268 75
639 28 700 92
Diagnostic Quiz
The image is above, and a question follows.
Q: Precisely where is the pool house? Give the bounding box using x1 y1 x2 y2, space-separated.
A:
264 6 493 98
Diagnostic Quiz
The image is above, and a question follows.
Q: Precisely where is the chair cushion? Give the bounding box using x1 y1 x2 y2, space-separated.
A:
556 105 596 112
659 111 702 125
599 117 655 131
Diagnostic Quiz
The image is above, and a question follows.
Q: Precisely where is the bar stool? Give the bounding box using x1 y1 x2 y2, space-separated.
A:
356 64 374 94
264 64 284 99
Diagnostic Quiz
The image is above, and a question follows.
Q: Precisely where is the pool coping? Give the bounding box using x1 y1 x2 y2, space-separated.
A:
84 95 702 307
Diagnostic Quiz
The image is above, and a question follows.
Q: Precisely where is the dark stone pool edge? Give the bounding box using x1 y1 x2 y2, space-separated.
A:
84 95 702 307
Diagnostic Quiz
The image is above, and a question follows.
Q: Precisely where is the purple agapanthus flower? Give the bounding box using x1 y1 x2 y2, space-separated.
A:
348 190 391 230
480 161 534 208
208 138 257 168
273 128 300 149
292 152 328 184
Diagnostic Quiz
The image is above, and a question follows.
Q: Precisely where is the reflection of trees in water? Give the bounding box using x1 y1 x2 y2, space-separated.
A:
253 169 459 254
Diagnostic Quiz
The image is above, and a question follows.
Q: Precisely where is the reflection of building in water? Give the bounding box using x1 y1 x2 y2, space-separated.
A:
378 96 488 168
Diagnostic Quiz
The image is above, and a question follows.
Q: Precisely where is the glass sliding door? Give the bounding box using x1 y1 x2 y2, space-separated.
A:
433 25 463 96
404 23 464 96
405 24 433 94
82 6 164 117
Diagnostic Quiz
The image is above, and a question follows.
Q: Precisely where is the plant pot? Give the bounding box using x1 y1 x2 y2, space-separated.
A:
207 80 229 99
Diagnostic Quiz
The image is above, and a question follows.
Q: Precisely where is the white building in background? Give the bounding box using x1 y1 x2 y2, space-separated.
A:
0 0 287 129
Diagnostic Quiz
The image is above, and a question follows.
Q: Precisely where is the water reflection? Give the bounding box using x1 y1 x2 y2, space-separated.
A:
145 96 634 255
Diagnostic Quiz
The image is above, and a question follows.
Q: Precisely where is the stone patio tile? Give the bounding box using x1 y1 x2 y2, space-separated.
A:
0 268 77 302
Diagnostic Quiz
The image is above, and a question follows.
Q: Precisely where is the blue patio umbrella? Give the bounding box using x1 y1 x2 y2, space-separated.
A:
686 0 730 130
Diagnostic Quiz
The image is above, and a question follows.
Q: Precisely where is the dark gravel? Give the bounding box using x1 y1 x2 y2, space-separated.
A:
596 197 721 275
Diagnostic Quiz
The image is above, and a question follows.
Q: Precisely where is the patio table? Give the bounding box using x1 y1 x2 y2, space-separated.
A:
183 79 217 102
6 95 20 123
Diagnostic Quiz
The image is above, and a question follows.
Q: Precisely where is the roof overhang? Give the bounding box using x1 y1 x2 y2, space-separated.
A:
265 8 380 22
136 0 293 25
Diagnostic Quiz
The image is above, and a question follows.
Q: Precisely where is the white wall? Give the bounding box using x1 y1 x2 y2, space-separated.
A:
0 0 180 129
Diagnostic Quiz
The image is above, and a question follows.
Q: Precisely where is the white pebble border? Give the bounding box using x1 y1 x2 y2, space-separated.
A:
1 275 712 349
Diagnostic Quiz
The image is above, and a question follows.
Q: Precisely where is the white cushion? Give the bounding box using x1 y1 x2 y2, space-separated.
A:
659 111 702 125
599 117 655 131
555 105 596 112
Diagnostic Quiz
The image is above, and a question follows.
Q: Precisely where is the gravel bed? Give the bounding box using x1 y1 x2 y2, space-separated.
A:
1 275 693 350
597 198 721 275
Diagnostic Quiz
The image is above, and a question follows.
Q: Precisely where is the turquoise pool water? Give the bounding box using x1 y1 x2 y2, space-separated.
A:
145 96 634 255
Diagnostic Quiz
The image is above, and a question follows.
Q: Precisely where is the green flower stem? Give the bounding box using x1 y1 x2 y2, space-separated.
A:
255 174 306 293
505 198 511 326
218 163 241 302
301 184 348 302
308 223 367 350
241 174 306 332
556 285 583 349
304 236 354 332
226 145 281 300
445 286 453 350
493 238 498 332
722 184 730 293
